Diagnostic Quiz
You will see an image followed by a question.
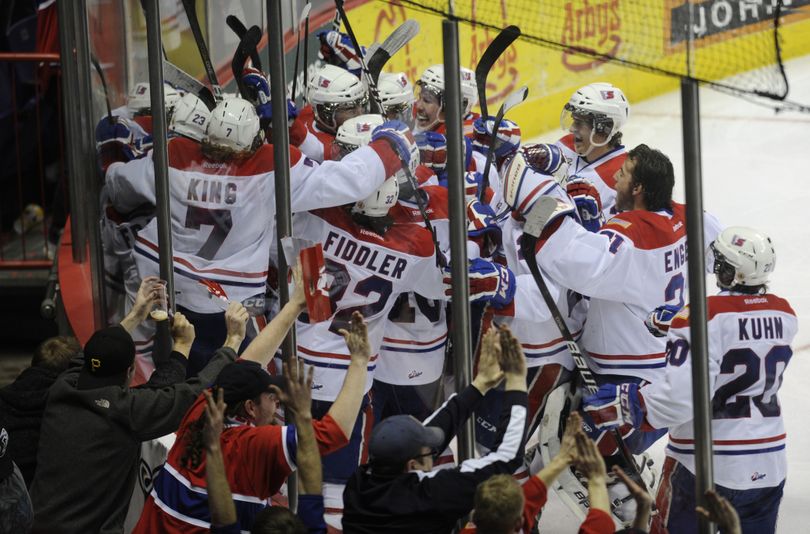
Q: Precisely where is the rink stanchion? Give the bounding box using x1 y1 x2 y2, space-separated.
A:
442 17 476 464
144 0 175 359
267 0 298 512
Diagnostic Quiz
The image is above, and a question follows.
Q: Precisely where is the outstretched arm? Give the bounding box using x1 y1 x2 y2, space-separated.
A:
204 388 238 529
327 312 372 438
240 266 306 366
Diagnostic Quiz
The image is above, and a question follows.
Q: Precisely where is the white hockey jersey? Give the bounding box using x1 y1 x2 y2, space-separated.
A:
377 186 450 386
641 293 797 489
536 205 690 382
106 136 401 313
556 133 626 218
495 211 588 370
293 207 447 401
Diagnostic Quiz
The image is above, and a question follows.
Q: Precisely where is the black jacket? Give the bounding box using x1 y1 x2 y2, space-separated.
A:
0 366 60 487
342 386 528 534
29 346 236 534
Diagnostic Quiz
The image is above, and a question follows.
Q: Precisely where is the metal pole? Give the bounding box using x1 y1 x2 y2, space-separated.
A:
443 18 475 463
57 0 107 330
268 0 298 510
144 0 174 359
681 77 715 534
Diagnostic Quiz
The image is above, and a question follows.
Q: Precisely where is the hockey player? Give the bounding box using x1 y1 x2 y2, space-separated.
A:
379 71 416 128
556 82 629 219
167 92 211 142
291 114 448 519
498 143 688 456
102 98 415 382
414 64 479 136
115 81 181 138
584 226 796 534
296 64 369 162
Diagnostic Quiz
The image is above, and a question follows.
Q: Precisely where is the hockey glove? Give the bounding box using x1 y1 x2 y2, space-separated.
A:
415 131 447 174
582 383 645 430
522 143 568 183
566 177 604 232
471 116 521 163
467 200 502 258
644 304 682 337
463 171 485 202
318 30 365 78
450 258 515 308
95 116 139 172
372 120 418 175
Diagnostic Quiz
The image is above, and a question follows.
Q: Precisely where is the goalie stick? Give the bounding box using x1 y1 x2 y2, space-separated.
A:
226 15 262 71
478 85 528 202
232 26 262 100
333 0 444 266
291 2 312 103
475 25 520 119
181 0 223 102
367 19 420 84
90 54 113 122
163 61 216 110
519 197 655 499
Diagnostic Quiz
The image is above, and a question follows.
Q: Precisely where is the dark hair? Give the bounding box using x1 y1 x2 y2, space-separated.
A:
251 506 307 534
609 130 623 148
31 336 81 372
627 144 674 211
180 395 256 470
472 474 524 533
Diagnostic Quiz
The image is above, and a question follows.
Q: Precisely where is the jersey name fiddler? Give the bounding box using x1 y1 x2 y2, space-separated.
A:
324 231 408 279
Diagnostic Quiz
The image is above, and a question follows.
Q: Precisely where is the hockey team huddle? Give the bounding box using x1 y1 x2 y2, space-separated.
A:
90 25 796 534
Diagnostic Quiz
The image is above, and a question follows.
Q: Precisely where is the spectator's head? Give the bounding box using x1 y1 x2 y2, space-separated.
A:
472 474 524 534
615 144 674 212
368 415 444 475
214 361 285 426
31 336 81 374
77 326 136 390
251 506 307 534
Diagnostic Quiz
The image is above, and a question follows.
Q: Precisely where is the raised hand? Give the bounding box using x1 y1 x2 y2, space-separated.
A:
339 311 371 366
472 327 505 394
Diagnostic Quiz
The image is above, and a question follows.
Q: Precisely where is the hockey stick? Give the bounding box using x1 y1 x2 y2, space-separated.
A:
291 2 312 103
90 54 113 122
519 197 655 497
367 19 420 84
232 26 262 100
475 25 520 119
302 4 311 102
163 61 216 110
478 85 528 202
226 15 262 71
333 0 382 114
181 0 223 101
333 1 443 266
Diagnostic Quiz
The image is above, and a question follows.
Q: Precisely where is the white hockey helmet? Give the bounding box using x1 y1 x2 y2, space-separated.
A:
205 97 262 152
169 93 211 142
560 83 629 147
416 64 478 116
332 114 385 160
378 72 415 127
307 64 369 133
352 175 399 217
127 82 181 117
711 226 776 289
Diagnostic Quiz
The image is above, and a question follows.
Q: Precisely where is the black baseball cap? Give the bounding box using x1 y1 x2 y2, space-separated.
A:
369 415 444 465
214 360 285 406
77 325 136 390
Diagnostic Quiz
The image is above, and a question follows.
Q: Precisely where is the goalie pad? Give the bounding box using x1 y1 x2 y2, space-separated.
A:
537 383 659 528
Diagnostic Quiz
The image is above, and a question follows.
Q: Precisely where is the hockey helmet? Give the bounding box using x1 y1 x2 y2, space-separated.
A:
170 93 211 142
352 175 399 218
307 64 369 134
332 114 385 160
416 64 478 117
127 82 180 118
711 226 776 289
560 83 629 150
205 97 262 152
378 72 415 128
